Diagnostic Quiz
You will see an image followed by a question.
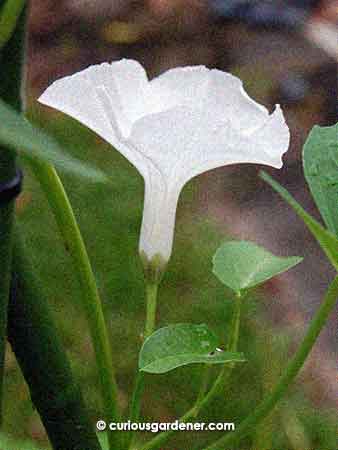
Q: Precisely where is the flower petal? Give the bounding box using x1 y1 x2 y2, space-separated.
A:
97 59 149 124
176 105 289 182
38 61 150 173
38 67 122 146
247 104 290 166
205 69 269 132
129 103 289 190
145 66 210 115
38 59 149 136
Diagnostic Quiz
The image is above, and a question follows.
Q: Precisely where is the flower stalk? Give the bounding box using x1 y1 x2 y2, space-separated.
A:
126 278 159 449
144 282 159 339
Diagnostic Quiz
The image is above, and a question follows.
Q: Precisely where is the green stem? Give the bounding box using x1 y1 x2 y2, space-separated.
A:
138 292 243 450
228 292 242 352
205 275 338 450
126 281 159 449
8 227 101 450
194 364 211 415
30 161 120 450
144 282 158 339
197 292 242 414
0 0 26 50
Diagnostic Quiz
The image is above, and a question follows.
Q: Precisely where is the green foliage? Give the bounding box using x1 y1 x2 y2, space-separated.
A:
0 99 108 182
213 240 302 294
261 171 338 271
139 323 245 373
303 123 338 237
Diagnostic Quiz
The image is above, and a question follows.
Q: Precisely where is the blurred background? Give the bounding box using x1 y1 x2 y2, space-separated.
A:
3 0 338 448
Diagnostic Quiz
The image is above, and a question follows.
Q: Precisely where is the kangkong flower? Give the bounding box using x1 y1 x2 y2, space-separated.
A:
39 59 289 275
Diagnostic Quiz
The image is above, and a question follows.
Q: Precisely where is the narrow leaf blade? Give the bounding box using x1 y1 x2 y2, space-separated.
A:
303 123 338 237
0 99 107 182
213 240 302 293
261 171 338 271
139 323 245 374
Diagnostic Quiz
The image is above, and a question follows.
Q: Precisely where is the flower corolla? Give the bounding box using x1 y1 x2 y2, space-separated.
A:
39 59 289 274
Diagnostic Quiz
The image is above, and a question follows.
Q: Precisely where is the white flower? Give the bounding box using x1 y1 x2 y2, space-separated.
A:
38 59 290 274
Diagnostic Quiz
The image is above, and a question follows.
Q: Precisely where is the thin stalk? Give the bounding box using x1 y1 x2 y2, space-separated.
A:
228 292 242 352
30 160 120 450
138 292 243 450
126 281 159 450
193 296 242 420
205 275 338 450
194 364 211 415
144 282 158 339
8 227 101 450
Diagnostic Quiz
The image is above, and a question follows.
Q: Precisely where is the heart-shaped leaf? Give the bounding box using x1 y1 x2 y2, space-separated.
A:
261 171 338 272
0 98 107 182
213 240 302 294
303 123 338 237
139 323 245 374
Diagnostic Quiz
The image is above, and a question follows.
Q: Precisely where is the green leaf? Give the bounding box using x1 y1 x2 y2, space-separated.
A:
303 123 338 237
261 171 338 271
213 241 302 294
0 98 108 182
139 323 245 374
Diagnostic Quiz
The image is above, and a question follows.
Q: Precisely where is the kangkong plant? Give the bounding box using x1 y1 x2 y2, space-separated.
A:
0 3 337 450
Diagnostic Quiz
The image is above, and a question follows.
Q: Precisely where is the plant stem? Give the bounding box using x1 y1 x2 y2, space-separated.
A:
126 281 159 449
194 364 211 415
8 227 102 450
228 292 242 352
138 292 243 450
205 275 338 450
144 282 158 339
194 293 242 416
30 160 120 450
